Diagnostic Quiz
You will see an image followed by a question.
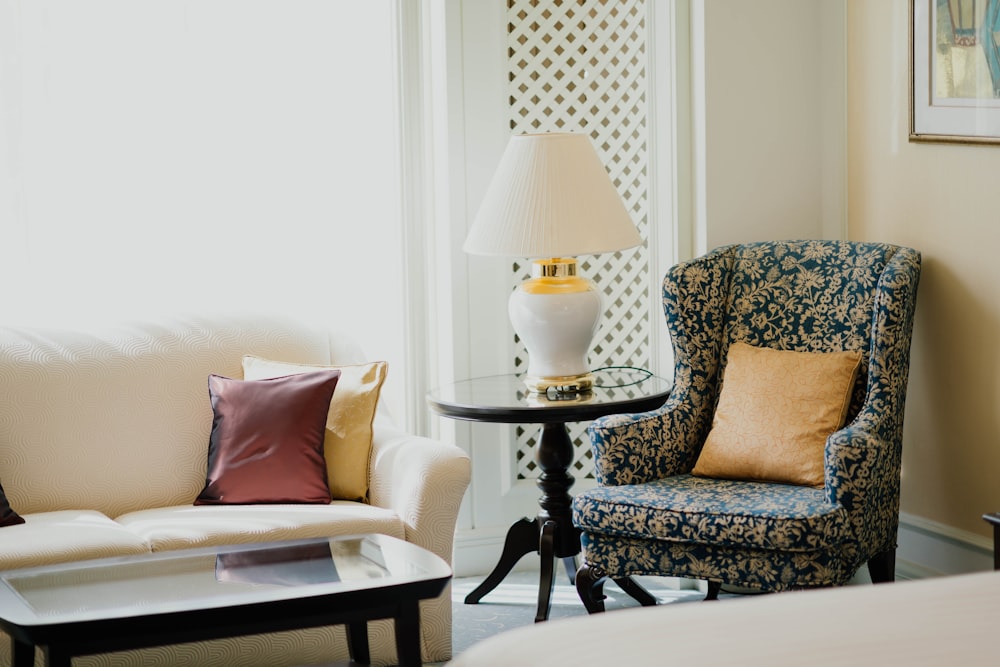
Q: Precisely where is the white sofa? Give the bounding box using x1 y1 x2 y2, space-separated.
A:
0 315 471 666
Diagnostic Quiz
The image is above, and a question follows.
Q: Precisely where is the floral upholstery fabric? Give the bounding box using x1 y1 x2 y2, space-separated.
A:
574 475 848 551
572 240 921 592
579 532 858 592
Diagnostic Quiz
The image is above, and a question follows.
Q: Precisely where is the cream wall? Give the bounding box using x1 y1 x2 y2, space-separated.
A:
848 0 1000 538
693 0 846 253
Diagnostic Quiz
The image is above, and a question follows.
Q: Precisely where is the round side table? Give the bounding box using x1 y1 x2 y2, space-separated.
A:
427 369 670 622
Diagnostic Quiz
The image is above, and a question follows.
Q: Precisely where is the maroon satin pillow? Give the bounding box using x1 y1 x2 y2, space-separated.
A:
0 480 25 527
194 369 341 505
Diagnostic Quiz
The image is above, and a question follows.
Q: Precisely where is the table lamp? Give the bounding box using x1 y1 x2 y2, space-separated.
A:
464 132 642 394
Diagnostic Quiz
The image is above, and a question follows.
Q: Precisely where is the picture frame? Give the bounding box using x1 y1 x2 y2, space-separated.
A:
910 0 1000 144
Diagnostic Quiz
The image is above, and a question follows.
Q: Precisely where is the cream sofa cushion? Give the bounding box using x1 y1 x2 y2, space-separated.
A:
115 501 405 552
0 510 150 570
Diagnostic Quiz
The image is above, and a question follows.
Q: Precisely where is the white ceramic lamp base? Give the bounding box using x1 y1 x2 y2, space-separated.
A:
508 258 600 394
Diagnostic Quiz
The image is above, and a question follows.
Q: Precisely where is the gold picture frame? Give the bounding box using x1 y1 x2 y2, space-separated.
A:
910 0 1000 144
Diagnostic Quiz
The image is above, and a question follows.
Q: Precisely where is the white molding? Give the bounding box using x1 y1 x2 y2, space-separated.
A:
647 0 688 377
655 0 692 266
393 0 434 436
896 511 993 578
688 0 707 257
424 0 476 537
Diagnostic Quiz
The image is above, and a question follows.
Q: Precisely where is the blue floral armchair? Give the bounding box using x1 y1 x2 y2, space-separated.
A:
571 240 921 611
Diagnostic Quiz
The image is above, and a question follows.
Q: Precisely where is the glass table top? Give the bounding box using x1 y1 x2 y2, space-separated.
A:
0 534 450 626
427 368 672 423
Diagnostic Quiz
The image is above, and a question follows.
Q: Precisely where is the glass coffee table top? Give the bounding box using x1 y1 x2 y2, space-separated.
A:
0 533 450 626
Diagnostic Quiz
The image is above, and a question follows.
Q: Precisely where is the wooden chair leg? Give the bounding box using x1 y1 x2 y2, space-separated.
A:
613 576 658 607
575 562 608 614
705 580 722 601
867 547 896 583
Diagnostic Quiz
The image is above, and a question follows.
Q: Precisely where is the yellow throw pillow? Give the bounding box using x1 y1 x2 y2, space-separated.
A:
242 356 388 502
691 342 862 488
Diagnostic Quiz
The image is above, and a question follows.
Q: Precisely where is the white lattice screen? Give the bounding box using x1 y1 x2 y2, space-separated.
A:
508 0 650 480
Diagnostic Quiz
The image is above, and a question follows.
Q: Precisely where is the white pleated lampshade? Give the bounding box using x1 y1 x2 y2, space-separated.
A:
463 132 641 258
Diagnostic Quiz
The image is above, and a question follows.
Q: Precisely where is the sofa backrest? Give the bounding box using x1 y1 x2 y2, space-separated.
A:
0 315 366 517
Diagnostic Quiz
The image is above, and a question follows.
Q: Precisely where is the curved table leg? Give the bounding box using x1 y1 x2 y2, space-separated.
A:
535 520 557 623
464 517 540 604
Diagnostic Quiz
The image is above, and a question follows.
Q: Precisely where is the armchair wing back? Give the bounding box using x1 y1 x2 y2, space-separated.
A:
573 240 921 609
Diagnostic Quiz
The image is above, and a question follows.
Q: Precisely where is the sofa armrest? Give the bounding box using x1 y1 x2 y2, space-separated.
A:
367 425 471 564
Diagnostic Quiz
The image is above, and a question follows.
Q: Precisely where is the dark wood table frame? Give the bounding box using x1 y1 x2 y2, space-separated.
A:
427 372 670 622
1 536 450 667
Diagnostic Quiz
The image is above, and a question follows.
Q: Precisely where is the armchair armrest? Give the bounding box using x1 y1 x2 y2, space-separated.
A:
589 387 706 486
825 246 919 556
367 425 471 563
825 417 895 554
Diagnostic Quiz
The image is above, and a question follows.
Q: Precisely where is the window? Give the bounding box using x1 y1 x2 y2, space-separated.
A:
0 0 411 415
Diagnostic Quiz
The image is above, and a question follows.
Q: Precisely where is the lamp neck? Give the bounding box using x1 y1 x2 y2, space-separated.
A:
520 258 594 295
532 258 577 279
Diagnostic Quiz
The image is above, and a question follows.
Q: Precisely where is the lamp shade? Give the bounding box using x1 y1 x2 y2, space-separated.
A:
463 132 641 258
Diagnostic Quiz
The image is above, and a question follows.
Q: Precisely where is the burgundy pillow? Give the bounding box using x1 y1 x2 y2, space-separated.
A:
194 370 341 505
0 480 25 527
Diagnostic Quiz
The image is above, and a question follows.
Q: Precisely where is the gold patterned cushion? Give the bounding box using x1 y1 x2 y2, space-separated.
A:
692 342 862 487
242 356 387 502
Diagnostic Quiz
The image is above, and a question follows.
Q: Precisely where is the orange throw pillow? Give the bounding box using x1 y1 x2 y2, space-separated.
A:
692 342 862 487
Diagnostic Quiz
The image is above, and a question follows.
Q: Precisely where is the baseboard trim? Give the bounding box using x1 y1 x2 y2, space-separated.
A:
896 512 993 578
454 512 996 581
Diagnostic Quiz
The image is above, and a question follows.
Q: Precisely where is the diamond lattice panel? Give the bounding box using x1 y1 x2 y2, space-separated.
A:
508 0 649 480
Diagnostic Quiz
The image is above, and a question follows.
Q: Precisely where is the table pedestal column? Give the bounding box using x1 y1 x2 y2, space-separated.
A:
462 422 579 622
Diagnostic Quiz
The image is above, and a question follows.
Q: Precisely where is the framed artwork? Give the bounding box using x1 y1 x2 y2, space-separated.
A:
911 0 1000 144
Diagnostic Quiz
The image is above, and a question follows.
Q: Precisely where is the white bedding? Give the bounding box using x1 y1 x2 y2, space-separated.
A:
448 570 999 666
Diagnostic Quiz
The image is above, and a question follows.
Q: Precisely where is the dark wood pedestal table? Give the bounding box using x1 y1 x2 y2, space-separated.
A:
427 370 670 622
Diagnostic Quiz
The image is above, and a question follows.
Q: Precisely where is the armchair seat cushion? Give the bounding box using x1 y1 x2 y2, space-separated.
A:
573 474 849 551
